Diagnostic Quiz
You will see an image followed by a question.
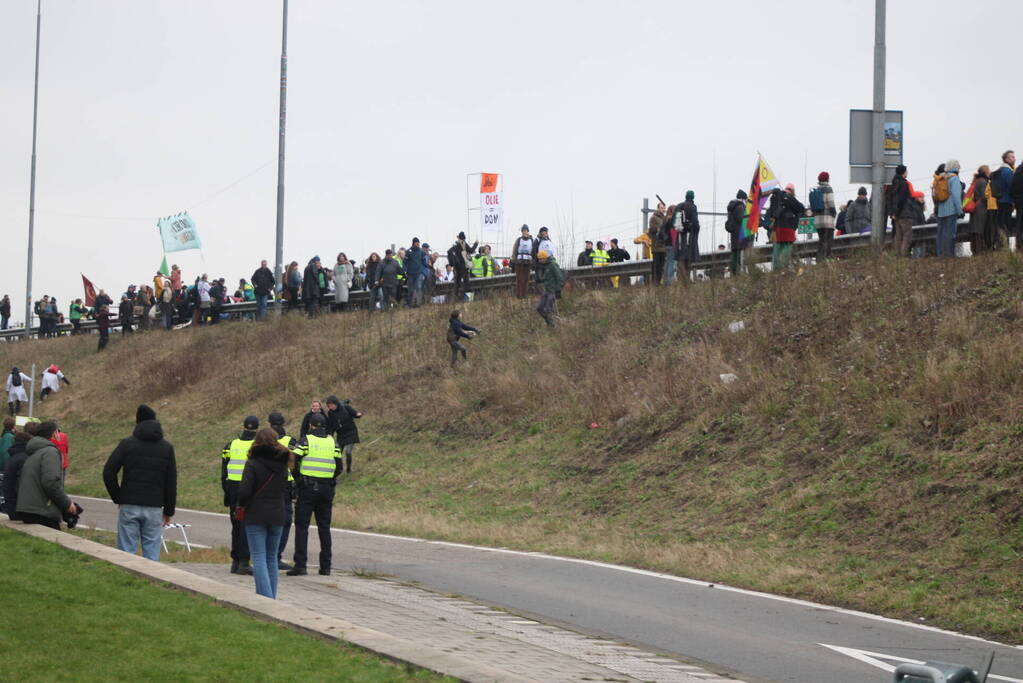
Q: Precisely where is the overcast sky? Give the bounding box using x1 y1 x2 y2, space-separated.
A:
1 0 1020 321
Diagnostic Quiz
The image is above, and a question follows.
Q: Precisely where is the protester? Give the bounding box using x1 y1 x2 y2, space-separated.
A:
299 400 325 439
137 286 153 331
69 298 86 335
535 250 565 328
170 264 182 292
935 160 964 258
535 226 555 259
222 416 258 574
887 166 914 256
1012 162 1023 243
0 416 14 469
662 205 679 284
158 278 175 330
577 240 594 267
16 421 80 530
284 261 301 312
770 185 803 271
967 166 992 255
810 172 837 260
237 427 288 598
447 232 478 302
332 253 354 311
7 367 32 416
208 278 226 324
39 365 70 402
0 295 10 330
679 190 701 275
511 225 537 299
375 249 401 311
250 259 275 320
94 288 113 312
95 304 113 351
102 404 177 562
335 399 362 474
267 411 295 570
2 424 37 520
447 310 479 368
648 202 668 284
992 151 1015 249
724 190 748 276
287 412 342 576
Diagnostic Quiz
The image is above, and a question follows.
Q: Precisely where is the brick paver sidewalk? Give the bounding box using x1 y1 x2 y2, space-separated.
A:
182 564 741 682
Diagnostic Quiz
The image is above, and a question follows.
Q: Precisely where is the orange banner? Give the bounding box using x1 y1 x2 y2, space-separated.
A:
480 173 499 193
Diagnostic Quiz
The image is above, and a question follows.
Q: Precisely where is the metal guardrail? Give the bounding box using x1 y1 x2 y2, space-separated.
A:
0 221 967 342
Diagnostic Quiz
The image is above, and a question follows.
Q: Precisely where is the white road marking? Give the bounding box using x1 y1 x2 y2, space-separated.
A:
820 644 1023 682
75 495 1023 652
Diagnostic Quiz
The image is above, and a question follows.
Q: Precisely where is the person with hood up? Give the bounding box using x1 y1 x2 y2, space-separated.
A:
0 416 14 470
647 202 668 284
16 421 80 530
40 365 70 402
268 411 296 570
3 424 37 519
724 190 748 276
302 256 323 316
287 412 342 576
8 368 32 416
447 232 478 302
102 404 177 562
222 416 259 574
237 428 289 598
847 187 872 236
535 250 565 328
447 310 480 369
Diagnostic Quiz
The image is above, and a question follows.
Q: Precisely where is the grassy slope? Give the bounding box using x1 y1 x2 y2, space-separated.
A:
0 528 444 682
5 252 1023 642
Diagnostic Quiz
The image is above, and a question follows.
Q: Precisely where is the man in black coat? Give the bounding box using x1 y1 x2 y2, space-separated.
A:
102 404 177 561
251 259 276 320
302 257 322 316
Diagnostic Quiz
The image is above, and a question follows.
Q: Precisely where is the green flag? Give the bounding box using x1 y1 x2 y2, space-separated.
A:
159 255 170 276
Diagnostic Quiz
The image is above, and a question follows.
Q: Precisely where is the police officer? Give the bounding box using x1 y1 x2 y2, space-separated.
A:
222 416 258 574
268 411 296 571
286 413 342 576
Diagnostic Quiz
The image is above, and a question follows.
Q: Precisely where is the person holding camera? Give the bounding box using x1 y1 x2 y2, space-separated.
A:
16 421 80 530
447 310 480 368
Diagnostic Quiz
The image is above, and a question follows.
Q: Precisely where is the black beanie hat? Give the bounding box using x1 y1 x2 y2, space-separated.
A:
136 404 157 424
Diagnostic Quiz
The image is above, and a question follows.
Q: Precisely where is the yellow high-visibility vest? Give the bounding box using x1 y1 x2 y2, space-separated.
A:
298 434 339 478
279 435 295 483
592 249 610 267
223 438 252 482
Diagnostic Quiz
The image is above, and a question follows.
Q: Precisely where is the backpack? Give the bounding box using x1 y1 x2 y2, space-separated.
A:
11 372 21 387
808 187 826 212
932 174 950 203
991 168 1007 199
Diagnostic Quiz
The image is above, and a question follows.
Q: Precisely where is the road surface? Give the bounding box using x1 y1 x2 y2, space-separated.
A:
74 495 1023 683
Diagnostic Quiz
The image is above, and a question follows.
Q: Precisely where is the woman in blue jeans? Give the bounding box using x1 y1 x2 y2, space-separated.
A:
237 428 290 598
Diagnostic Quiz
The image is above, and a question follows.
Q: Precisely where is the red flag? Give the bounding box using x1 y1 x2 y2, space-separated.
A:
81 274 97 307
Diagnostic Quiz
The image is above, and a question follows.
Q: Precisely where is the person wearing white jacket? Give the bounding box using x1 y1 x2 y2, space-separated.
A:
7 368 32 416
40 365 70 402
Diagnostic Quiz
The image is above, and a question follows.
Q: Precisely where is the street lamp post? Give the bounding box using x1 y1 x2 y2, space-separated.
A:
24 0 42 339
273 0 288 315
870 0 886 248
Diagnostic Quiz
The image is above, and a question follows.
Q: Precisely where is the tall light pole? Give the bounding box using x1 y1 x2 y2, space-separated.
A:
24 0 42 339
870 0 886 248
273 0 288 314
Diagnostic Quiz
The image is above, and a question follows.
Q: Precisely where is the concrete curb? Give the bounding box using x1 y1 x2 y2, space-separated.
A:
2 520 531 683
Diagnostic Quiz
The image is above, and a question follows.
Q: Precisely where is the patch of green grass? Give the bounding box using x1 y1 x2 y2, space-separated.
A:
0 528 447 682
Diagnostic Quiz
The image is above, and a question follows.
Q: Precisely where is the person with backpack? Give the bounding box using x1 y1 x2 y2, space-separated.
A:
678 191 701 277
966 166 993 255
935 159 964 258
447 232 478 302
770 185 804 271
447 310 480 369
887 166 914 256
992 150 1016 248
810 172 837 260
7 368 32 416
724 190 748 276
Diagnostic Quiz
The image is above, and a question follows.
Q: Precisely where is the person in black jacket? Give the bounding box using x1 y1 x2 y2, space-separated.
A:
251 259 276 320
268 411 296 571
102 404 177 561
888 165 913 257
335 399 362 474
679 191 701 274
237 428 289 598
302 257 322 317
287 413 342 576
2 426 36 520
724 190 748 276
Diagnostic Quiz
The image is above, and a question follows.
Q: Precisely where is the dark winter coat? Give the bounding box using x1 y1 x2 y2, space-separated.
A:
251 267 275 297
772 192 804 242
724 199 746 249
376 256 401 287
302 262 321 300
681 200 700 231
300 412 324 440
846 197 872 234
16 437 71 524
608 247 630 262
236 446 287 526
1012 166 1023 204
542 258 566 294
404 246 427 279
336 403 362 446
102 420 177 517
889 174 912 218
2 439 29 519
577 249 593 267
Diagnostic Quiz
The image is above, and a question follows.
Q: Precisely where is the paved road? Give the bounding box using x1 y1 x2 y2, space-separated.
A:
76 495 1023 683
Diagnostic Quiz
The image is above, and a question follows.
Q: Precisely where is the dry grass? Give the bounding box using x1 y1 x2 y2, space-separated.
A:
6 251 1023 641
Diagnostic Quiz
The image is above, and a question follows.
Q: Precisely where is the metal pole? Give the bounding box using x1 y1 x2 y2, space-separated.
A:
870 0 886 248
273 0 288 315
24 1 41 340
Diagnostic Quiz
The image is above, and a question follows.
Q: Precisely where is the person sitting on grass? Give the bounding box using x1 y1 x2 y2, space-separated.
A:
447 310 480 368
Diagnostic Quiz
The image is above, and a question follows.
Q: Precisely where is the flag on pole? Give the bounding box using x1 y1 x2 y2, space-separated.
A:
479 173 503 234
81 274 97 307
157 212 202 253
159 255 170 277
741 154 780 242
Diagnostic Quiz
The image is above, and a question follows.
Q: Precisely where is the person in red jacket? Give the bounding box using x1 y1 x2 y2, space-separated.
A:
770 184 805 271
